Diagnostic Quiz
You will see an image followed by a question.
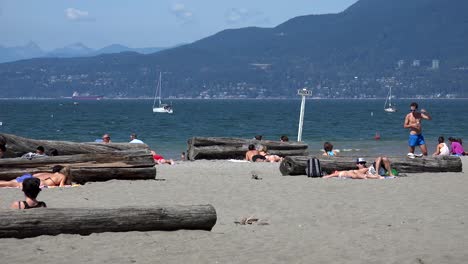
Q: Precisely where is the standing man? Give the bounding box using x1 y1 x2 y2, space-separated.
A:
404 102 432 158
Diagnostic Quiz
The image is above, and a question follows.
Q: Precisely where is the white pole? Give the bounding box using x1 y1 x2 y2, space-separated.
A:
297 95 306 142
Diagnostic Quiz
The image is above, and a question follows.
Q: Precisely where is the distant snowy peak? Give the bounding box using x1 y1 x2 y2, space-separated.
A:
47 42 93 57
0 42 173 63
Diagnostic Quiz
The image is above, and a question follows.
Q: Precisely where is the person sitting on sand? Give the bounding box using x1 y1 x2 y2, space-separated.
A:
102 134 112 144
21 146 48 160
258 146 283 162
0 165 71 188
432 136 450 157
448 137 465 156
46 148 59 156
322 142 338 156
280 135 289 142
129 133 144 144
0 144 6 159
323 157 395 179
151 150 175 165
10 177 47 209
245 144 259 161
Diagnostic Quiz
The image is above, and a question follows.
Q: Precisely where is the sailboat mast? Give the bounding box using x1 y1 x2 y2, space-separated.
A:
158 72 162 105
388 87 392 107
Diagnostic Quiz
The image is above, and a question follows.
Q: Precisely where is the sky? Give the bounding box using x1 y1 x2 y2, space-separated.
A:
0 0 358 51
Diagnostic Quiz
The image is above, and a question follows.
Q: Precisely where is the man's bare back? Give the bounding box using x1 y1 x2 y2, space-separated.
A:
245 150 259 161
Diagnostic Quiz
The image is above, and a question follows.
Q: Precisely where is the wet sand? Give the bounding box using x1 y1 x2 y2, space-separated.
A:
0 157 467 263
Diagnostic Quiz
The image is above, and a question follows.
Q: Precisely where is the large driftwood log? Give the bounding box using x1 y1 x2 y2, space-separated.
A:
187 137 308 160
0 133 149 158
0 204 217 238
0 151 156 183
279 156 463 176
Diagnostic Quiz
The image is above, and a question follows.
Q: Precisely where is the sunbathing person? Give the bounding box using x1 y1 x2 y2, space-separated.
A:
323 157 394 179
0 165 71 188
258 146 283 162
151 150 175 165
252 154 267 162
10 177 47 209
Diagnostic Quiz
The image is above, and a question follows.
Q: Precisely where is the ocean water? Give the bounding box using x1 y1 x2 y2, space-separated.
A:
1 99 467 159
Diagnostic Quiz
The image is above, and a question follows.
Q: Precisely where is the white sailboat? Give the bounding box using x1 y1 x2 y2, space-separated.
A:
384 87 397 113
152 72 173 114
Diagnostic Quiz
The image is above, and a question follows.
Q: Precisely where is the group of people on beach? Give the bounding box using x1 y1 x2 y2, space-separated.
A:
403 102 465 157
0 165 71 209
245 135 289 162
100 132 175 165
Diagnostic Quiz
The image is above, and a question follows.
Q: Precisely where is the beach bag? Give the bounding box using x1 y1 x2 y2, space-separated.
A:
306 157 322 177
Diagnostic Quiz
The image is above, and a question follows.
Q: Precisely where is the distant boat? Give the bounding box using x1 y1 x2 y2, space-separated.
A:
384 87 397 112
72 91 104 100
374 131 381 140
152 72 173 114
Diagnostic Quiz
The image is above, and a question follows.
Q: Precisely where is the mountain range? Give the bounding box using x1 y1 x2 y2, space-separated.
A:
1 0 467 98
0 42 169 63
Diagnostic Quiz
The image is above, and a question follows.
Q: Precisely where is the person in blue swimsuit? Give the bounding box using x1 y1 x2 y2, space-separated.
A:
404 102 432 158
322 142 338 156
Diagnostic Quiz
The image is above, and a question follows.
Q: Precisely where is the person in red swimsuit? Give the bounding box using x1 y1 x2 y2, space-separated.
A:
150 150 174 165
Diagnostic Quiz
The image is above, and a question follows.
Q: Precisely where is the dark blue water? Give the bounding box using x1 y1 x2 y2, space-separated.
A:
1 99 467 158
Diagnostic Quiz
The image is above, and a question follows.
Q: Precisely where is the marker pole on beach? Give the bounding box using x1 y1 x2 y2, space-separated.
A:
297 88 312 142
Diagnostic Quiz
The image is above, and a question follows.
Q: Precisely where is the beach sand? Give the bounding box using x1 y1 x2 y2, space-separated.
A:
0 157 467 263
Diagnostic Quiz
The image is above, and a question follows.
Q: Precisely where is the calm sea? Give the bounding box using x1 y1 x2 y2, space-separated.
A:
1 99 467 159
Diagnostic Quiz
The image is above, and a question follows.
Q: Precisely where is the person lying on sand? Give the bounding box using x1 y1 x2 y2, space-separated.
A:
323 157 395 179
10 177 47 209
151 150 175 165
0 165 71 188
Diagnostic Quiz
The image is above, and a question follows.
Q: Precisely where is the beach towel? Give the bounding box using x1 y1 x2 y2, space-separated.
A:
228 159 250 163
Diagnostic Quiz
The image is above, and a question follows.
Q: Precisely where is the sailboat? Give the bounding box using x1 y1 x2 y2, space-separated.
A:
152 72 173 114
384 87 397 113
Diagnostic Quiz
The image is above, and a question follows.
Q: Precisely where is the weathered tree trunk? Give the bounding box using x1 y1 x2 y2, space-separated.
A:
0 204 217 238
187 137 308 160
279 156 463 176
0 133 149 158
0 151 156 183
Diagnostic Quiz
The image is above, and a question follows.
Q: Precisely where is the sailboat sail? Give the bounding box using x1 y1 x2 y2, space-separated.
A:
152 72 173 114
384 87 397 112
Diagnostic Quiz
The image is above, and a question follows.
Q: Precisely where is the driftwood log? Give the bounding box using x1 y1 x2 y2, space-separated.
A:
0 204 217 239
187 137 308 160
0 151 156 183
279 156 463 176
0 133 149 158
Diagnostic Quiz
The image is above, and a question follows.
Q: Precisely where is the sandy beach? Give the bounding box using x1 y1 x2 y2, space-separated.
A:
0 157 467 263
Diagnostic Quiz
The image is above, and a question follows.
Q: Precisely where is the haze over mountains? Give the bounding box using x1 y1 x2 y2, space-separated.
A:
1 0 467 98
0 42 169 63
